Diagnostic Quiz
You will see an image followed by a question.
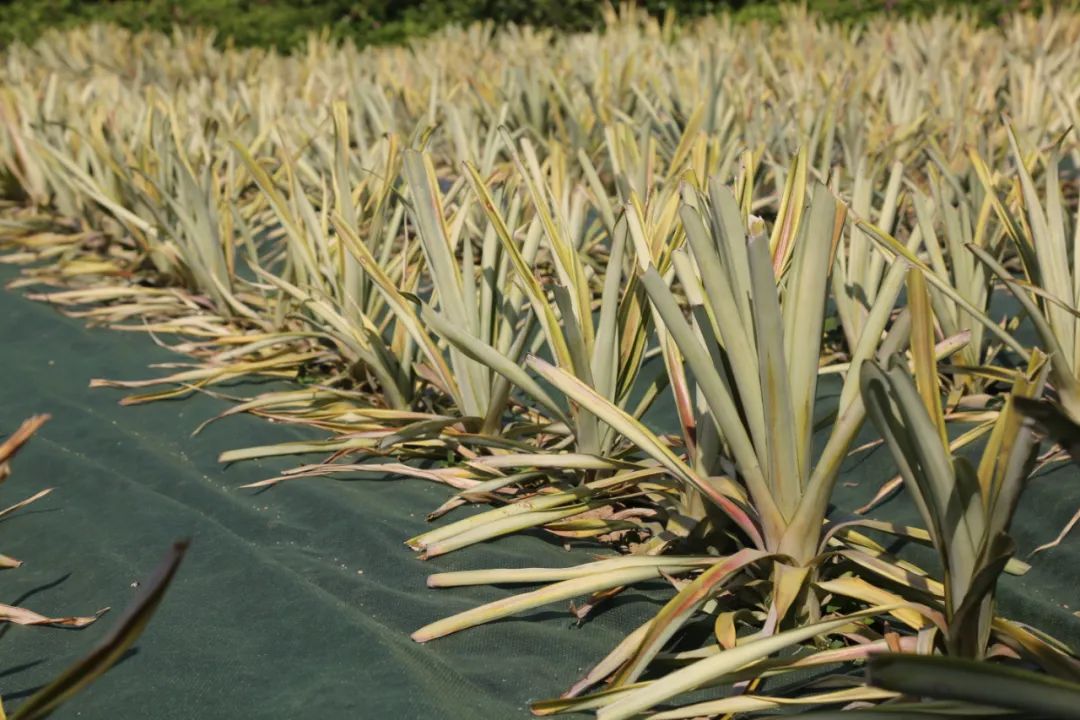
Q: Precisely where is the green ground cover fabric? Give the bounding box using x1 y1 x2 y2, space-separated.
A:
0 269 1077 718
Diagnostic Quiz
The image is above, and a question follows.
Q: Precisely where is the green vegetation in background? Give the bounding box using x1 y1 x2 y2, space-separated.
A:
0 0 1054 50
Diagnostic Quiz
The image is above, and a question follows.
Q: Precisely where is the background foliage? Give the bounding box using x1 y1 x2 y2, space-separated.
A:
0 0 1050 49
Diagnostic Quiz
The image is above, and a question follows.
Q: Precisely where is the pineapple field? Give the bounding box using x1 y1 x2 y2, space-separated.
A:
1 4 1079 718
